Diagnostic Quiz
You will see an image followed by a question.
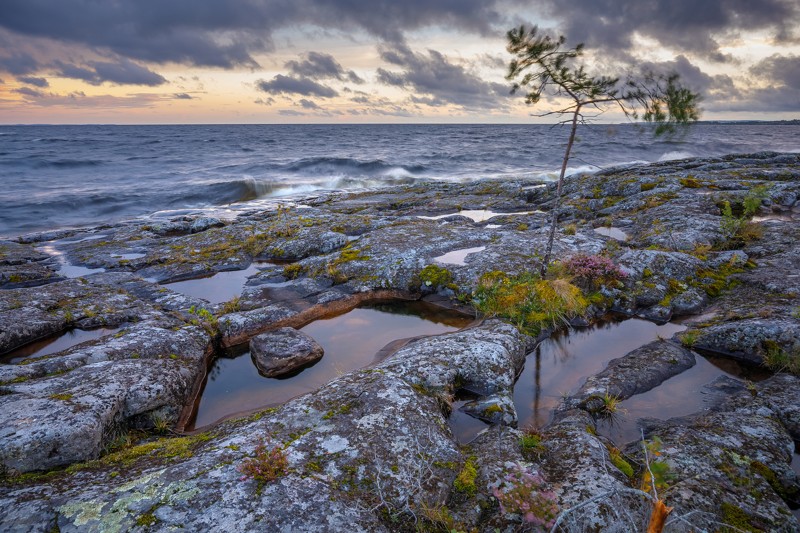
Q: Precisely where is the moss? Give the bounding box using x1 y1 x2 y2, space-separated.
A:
679 176 702 188
415 264 455 290
48 393 73 401
720 502 760 532
609 448 634 478
453 456 478 496
640 182 658 192
136 512 158 527
483 403 502 415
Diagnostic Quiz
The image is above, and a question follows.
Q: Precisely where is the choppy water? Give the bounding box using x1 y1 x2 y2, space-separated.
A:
1 123 798 237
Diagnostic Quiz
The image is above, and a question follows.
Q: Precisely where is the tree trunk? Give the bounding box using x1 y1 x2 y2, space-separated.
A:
539 105 581 277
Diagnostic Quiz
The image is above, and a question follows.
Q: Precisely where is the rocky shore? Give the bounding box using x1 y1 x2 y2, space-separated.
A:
1 152 799 531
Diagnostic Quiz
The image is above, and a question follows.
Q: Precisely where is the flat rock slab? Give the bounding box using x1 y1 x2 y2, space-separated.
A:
250 327 324 377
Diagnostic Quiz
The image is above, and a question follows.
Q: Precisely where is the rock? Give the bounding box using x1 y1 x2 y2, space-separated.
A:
250 327 324 377
572 340 695 405
693 318 800 364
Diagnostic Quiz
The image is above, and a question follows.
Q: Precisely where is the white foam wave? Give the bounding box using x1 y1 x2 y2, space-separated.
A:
658 151 695 162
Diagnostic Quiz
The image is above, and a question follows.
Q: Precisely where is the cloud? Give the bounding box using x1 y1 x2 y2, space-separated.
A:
173 93 193 99
55 58 166 86
10 90 173 108
750 54 800 88
286 52 364 84
279 109 307 116
13 86 44 97
256 74 338 97
298 98 321 110
0 0 506 69
0 51 39 75
17 75 48 87
376 44 510 110
539 0 800 61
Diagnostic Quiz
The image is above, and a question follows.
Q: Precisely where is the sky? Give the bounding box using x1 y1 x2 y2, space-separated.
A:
0 0 798 124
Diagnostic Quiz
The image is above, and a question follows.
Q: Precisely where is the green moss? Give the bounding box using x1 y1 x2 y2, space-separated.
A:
483 403 502 415
720 502 759 532
640 182 658 192
453 456 478 496
415 264 455 290
609 448 634 478
48 393 73 401
136 512 158 527
679 176 702 188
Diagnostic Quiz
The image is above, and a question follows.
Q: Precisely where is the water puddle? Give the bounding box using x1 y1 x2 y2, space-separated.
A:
449 391 489 443
598 353 770 444
419 209 540 223
37 243 106 278
434 246 486 266
513 319 686 431
185 301 473 430
163 262 270 304
593 227 629 241
112 252 147 260
1 327 119 364
752 214 795 223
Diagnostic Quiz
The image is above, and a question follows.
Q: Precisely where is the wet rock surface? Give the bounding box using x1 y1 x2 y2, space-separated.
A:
0 152 799 531
249 327 324 377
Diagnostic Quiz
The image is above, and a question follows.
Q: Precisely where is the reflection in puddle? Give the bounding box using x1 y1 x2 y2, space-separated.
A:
1 327 118 364
419 209 540 223
434 246 486 266
593 227 629 241
112 253 146 260
752 214 795 223
449 391 489 443
599 353 770 444
164 262 270 304
58 264 106 278
514 319 685 430
186 301 473 430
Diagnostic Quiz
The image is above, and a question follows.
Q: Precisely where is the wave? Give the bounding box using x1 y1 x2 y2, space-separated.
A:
284 156 426 175
34 158 106 168
658 151 696 162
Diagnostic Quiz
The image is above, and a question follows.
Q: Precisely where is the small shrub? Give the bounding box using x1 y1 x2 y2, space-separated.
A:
220 296 241 315
680 330 698 348
563 223 577 235
239 438 288 486
472 271 588 336
282 263 303 279
493 463 559 528
520 429 546 460
563 254 627 289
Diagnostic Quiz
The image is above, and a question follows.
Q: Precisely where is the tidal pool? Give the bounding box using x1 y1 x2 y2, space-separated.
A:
163 262 270 304
434 246 486 266
185 300 473 430
1 327 119 364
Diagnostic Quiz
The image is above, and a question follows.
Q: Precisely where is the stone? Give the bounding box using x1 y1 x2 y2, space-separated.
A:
249 327 324 377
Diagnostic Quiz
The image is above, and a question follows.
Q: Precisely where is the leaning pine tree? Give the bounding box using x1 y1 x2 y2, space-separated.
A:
506 25 701 276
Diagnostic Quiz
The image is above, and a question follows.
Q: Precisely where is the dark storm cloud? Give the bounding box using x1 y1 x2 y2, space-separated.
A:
540 0 800 61
638 55 740 100
376 44 510 109
0 51 39 75
0 0 505 70
55 59 166 86
286 52 364 84
751 54 800 88
173 93 193 99
256 75 338 98
18 75 48 87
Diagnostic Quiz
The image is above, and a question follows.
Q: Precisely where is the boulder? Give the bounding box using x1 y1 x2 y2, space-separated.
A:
250 327 324 377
